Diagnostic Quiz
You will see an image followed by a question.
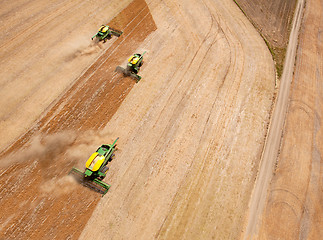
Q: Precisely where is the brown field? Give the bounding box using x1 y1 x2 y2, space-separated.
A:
0 0 321 239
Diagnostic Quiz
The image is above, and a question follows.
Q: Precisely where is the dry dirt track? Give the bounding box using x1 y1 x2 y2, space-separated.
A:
0 0 277 239
243 0 306 238
256 0 323 239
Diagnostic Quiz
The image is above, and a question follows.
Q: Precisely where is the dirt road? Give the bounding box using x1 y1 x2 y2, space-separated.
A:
1 0 277 239
242 0 306 238
80 0 275 239
256 0 323 239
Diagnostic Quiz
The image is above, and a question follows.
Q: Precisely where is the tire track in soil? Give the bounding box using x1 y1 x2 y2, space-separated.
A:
0 0 156 239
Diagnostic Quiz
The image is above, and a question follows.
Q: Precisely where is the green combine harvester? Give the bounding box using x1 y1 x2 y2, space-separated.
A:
116 51 146 82
69 138 119 195
91 25 123 42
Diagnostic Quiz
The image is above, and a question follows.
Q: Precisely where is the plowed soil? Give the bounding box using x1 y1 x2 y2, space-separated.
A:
234 0 297 77
234 0 297 48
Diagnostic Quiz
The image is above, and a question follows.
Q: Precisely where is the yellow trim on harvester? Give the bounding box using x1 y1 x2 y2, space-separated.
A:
128 56 139 65
101 26 109 32
86 152 98 168
99 25 109 33
85 152 105 171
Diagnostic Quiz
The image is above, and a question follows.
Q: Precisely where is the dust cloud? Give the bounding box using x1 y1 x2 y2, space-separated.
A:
64 36 105 62
0 131 77 168
0 130 117 195
40 175 79 196
0 129 117 167
75 41 104 57
38 130 117 195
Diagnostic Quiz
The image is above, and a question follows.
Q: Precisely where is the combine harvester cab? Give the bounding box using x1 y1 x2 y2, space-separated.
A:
116 51 146 83
69 138 119 196
91 25 123 42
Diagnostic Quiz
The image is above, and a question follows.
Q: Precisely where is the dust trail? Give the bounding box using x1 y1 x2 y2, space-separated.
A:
37 130 117 195
0 130 117 168
63 35 105 62
0 129 117 195
76 41 104 57
40 175 79 196
0 131 77 168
